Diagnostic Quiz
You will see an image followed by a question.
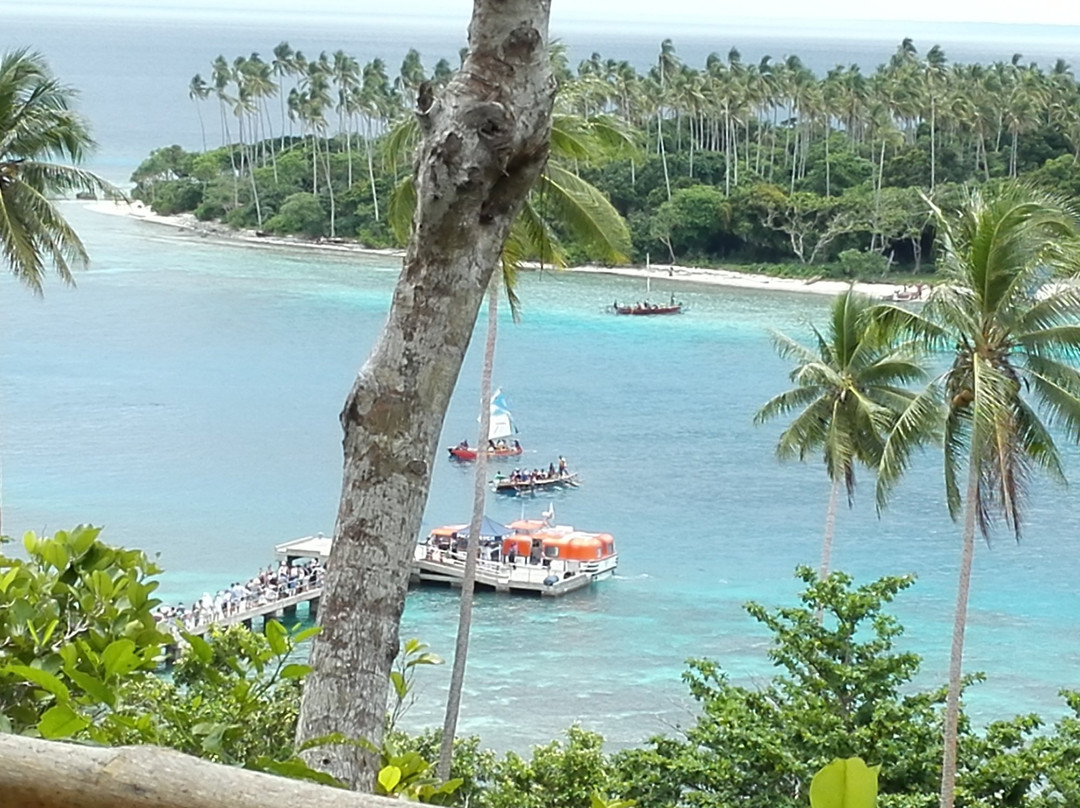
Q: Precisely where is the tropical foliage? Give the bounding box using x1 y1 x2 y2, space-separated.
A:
0 49 114 293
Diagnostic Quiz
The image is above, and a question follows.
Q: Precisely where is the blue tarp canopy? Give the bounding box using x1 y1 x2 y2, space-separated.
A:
459 516 511 538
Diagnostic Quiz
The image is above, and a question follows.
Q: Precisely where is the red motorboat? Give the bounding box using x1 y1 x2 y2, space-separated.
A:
447 388 523 462
448 441 523 461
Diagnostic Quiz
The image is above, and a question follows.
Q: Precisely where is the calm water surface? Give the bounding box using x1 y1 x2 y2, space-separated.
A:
1 204 1078 750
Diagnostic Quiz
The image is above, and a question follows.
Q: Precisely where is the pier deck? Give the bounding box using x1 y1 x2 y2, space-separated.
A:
412 549 593 596
183 585 323 637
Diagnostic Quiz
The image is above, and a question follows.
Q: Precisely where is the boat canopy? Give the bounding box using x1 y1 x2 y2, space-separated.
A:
458 515 511 538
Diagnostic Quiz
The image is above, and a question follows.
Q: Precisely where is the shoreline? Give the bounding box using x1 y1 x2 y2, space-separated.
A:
84 200 919 300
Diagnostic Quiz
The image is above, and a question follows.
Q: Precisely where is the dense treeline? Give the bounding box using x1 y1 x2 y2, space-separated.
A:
132 38 1080 274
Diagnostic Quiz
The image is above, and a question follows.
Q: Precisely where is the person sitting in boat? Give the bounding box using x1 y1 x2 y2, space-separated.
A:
513 439 521 451
488 439 497 451
497 439 507 450
548 461 556 477
456 439 469 450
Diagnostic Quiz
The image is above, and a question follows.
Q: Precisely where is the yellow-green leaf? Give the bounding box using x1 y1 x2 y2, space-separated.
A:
378 765 402 794
809 757 880 808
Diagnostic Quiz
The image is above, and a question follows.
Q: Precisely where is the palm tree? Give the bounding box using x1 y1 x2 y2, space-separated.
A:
271 41 294 150
210 55 238 207
188 73 210 152
0 49 113 295
923 45 948 191
873 184 1080 808
755 288 928 579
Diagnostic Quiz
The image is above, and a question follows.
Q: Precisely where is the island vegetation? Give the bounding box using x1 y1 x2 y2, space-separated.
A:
132 37 1080 279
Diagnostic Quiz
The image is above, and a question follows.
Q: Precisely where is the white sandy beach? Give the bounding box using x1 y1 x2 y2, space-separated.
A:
85 199 918 300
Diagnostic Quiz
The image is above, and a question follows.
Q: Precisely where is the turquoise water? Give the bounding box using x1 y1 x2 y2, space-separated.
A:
2 203 1078 750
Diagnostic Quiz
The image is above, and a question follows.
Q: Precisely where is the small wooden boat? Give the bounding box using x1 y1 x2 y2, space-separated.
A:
614 302 683 315
492 470 579 494
447 388 523 461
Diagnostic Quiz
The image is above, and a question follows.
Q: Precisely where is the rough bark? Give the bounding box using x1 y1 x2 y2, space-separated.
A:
0 734 399 808
296 0 554 790
437 281 498 780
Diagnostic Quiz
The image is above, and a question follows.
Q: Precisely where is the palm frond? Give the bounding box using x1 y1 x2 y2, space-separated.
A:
386 176 416 246
775 397 834 462
534 163 630 263
754 385 823 425
382 116 420 167
768 330 818 366
1024 358 1080 444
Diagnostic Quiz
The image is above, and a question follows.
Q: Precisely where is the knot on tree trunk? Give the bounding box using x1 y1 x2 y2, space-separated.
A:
502 24 542 59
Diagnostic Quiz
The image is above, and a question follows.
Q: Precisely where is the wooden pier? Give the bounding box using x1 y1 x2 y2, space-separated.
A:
183 585 323 637
162 527 602 660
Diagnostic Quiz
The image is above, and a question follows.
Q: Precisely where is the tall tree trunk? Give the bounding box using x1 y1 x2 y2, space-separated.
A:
436 281 499 780
323 145 336 237
364 128 380 222
295 0 554 791
939 443 980 808
929 97 936 191
657 111 671 201
820 474 840 579
824 125 831 197
194 101 207 152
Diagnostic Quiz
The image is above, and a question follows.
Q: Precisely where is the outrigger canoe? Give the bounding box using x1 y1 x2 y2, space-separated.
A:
492 471 580 494
614 303 683 315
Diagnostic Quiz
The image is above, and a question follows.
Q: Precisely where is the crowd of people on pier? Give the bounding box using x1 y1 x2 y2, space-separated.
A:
153 559 324 633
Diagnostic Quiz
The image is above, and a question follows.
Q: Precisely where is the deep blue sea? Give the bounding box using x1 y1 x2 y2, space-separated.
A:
3 11 1080 751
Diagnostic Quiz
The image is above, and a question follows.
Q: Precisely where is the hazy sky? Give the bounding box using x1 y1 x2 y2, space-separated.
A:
17 0 1080 27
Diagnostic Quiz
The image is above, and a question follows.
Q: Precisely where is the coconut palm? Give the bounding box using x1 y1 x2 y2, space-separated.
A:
755 288 929 579
188 73 210 152
0 49 114 295
873 183 1080 808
